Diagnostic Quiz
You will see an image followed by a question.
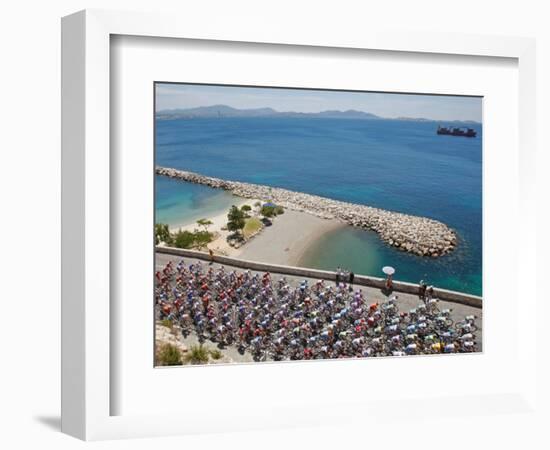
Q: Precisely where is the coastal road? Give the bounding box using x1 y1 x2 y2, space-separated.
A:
156 252 483 352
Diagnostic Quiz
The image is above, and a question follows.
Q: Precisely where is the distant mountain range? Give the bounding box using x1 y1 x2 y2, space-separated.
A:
155 104 480 124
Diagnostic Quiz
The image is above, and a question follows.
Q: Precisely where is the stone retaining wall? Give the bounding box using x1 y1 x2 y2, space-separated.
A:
156 166 458 258
156 246 482 309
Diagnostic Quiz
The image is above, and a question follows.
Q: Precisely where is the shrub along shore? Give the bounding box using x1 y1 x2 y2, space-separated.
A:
156 166 458 258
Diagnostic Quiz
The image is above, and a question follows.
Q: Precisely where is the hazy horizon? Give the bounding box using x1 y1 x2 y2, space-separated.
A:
156 83 482 122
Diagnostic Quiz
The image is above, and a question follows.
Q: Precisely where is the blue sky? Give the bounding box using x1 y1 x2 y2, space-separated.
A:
156 83 482 122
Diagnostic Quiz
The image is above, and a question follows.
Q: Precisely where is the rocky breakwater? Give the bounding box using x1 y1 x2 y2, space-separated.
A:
156 167 458 257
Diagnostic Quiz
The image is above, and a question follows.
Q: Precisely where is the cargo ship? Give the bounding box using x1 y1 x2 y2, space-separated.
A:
437 125 477 138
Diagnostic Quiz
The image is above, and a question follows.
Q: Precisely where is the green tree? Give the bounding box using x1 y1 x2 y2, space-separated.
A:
155 223 173 245
241 204 252 218
227 205 246 235
196 218 213 232
193 230 213 250
260 205 276 218
173 230 195 249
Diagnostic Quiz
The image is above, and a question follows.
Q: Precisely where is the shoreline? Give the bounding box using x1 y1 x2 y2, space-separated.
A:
156 166 458 258
164 195 343 265
236 209 344 266
166 197 253 233
166 197 261 257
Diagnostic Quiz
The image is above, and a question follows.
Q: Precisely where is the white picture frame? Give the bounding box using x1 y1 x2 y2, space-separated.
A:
61 9 538 441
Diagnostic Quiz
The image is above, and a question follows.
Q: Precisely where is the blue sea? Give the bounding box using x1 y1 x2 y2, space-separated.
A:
155 117 482 296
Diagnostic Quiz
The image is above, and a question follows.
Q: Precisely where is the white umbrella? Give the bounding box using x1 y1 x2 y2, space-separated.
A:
382 266 395 276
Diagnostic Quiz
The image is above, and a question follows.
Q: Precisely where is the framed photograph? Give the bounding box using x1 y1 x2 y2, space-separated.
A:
153 82 483 367
61 9 537 441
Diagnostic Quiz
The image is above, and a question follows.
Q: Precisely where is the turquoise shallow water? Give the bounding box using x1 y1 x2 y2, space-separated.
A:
299 226 482 296
155 117 482 296
156 176 239 228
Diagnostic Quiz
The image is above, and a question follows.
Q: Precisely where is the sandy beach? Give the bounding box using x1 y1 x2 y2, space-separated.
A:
157 166 459 258
236 209 343 266
167 197 262 256
167 197 254 233
163 195 343 266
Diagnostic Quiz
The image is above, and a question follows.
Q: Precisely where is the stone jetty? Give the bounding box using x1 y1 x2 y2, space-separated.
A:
156 166 458 257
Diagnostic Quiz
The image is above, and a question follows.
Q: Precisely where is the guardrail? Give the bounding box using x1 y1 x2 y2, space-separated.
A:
156 246 482 309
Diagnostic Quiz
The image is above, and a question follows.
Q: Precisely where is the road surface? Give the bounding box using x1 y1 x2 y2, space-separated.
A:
155 252 483 362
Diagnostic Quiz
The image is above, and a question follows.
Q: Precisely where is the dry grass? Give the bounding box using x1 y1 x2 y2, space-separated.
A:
155 343 182 366
209 348 223 360
183 344 210 365
243 217 263 239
